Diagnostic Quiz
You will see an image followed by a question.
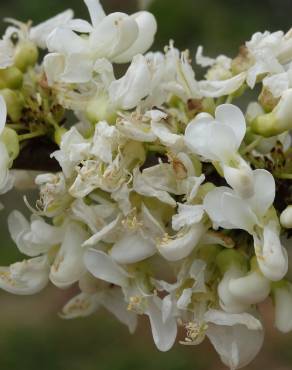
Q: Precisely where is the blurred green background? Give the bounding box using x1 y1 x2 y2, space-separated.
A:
0 1 292 369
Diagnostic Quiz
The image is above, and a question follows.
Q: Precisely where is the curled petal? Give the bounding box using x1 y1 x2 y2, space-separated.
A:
30 9 74 48
215 104 246 149
84 249 130 287
0 256 49 295
147 297 177 352
61 292 100 319
84 0 106 27
113 11 157 63
205 310 264 370
50 223 88 289
157 223 206 261
110 231 156 264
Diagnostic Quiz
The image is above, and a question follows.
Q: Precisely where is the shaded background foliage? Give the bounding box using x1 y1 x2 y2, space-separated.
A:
0 1 291 369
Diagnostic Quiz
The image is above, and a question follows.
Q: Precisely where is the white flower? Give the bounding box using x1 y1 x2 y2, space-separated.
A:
84 249 177 351
52 127 91 178
185 104 254 198
204 309 264 370
8 210 65 257
109 54 152 110
0 256 50 295
246 29 292 88
44 1 157 83
204 169 288 281
29 9 74 48
61 287 137 333
50 222 88 289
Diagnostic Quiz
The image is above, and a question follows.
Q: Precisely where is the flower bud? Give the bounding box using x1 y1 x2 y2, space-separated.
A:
280 206 292 229
54 127 67 146
0 89 24 122
228 257 271 305
14 41 39 72
216 249 247 275
251 89 292 137
1 127 20 161
86 94 117 125
0 67 23 90
272 281 292 333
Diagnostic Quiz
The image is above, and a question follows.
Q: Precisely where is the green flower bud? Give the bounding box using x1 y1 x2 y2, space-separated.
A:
251 89 292 137
14 41 39 72
86 94 117 125
216 249 247 274
0 67 23 90
1 127 19 161
54 127 67 146
0 89 24 122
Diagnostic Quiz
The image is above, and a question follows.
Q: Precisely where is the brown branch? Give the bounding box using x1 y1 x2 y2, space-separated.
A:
12 138 61 172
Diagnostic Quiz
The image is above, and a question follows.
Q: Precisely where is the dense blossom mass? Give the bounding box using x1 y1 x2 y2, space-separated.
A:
0 1 291 369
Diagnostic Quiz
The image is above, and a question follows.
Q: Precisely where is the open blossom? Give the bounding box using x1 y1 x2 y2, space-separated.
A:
44 0 157 84
0 2 290 369
185 104 254 198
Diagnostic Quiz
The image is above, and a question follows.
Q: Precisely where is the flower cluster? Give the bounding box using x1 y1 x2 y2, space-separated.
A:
0 1 291 369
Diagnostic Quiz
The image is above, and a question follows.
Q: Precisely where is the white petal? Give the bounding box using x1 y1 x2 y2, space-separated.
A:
157 223 205 261
84 0 106 27
223 162 254 199
46 26 88 54
147 297 177 352
0 256 49 295
61 53 93 83
274 283 292 333
205 309 263 330
263 72 289 98
50 223 88 289
109 54 151 109
133 168 176 207
110 231 156 264
222 193 257 233
44 53 65 86
172 204 204 231
206 311 264 370
218 268 250 314
30 9 74 48
185 118 237 162
151 118 183 147
0 95 7 135
198 72 246 98
215 104 246 148
61 292 100 319
67 19 93 33
256 222 288 281
82 214 122 247
8 211 64 257
229 271 270 305
113 11 157 63
101 288 137 333
203 187 236 229
84 249 130 287
248 169 275 217
90 13 138 59
195 45 216 67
